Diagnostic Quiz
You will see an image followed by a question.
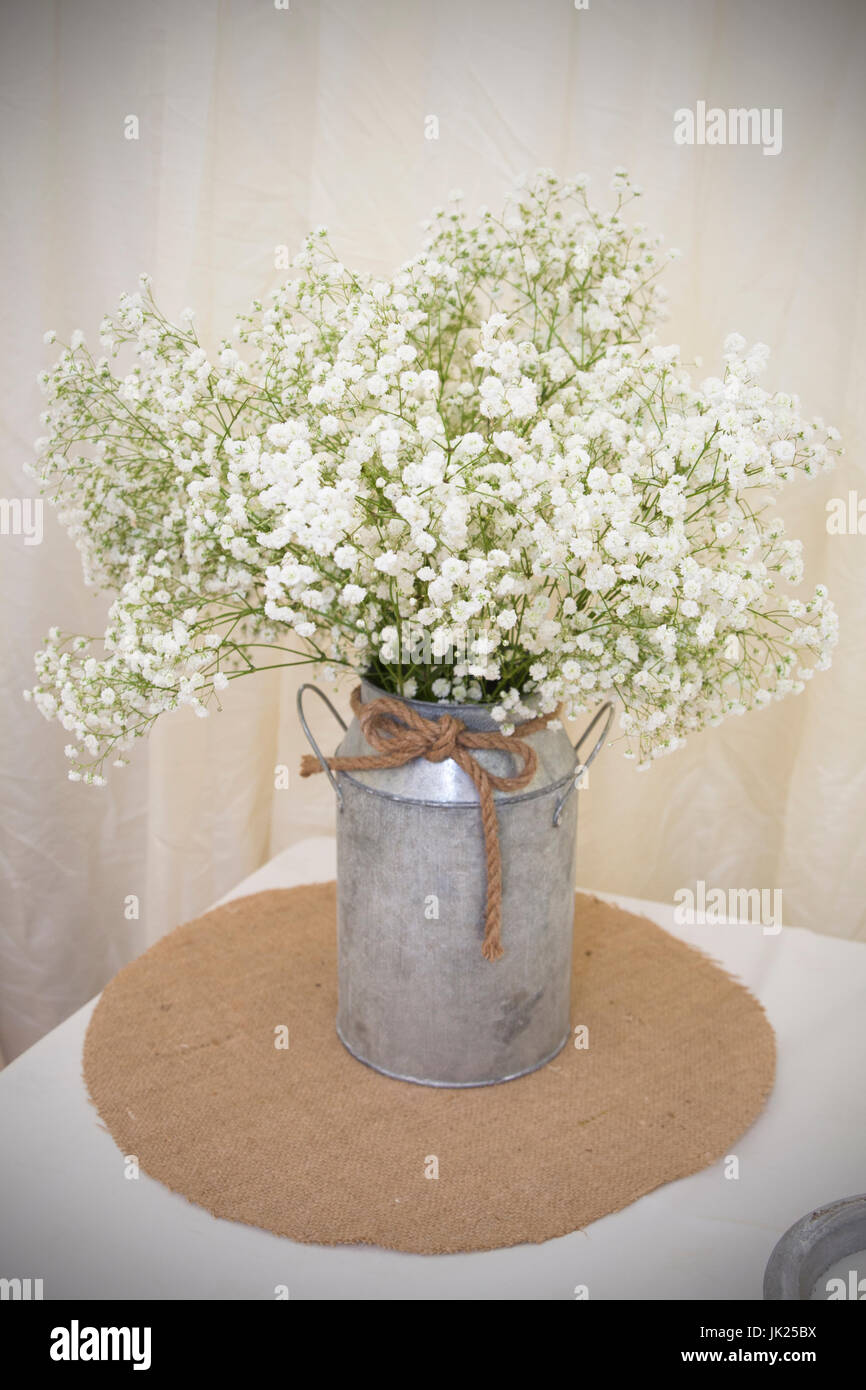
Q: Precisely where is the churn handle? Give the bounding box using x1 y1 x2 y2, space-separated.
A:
552 700 615 828
297 683 348 811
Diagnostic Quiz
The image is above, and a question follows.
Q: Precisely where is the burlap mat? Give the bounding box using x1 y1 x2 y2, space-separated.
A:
83 884 775 1254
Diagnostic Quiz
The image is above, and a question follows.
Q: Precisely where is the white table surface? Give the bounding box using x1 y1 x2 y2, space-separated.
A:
1 835 864 1301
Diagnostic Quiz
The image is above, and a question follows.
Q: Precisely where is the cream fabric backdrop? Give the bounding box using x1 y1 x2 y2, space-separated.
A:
2 0 864 1061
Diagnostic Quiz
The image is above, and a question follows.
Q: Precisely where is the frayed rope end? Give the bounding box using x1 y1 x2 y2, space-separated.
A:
481 936 505 963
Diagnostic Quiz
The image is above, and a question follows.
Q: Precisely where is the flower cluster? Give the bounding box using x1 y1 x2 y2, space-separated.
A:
26 170 840 781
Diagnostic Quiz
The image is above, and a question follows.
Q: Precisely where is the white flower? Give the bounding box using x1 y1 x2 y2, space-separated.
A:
724 332 747 354
339 583 367 606
428 576 452 605
373 550 402 576
25 169 839 780
505 377 537 418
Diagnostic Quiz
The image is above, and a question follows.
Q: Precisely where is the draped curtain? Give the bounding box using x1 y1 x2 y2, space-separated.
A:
2 0 864 1061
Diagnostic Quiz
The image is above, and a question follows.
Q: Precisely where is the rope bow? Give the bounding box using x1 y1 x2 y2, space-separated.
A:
299 686 561 962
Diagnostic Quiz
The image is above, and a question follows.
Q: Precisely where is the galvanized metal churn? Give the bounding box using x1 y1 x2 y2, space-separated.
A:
298 678 613 1088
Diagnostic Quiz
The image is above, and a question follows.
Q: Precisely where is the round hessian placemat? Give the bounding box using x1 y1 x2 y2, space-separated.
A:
83 884 776 1254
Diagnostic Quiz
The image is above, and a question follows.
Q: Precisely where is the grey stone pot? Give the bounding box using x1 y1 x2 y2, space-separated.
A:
764 1194 866 1299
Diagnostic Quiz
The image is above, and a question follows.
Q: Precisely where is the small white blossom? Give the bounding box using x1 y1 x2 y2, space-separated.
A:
25 170 840 779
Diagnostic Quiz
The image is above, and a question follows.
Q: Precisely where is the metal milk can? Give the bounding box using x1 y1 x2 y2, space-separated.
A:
298 678 613 1088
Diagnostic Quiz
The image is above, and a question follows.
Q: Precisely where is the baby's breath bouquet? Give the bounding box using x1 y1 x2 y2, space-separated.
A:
27 170 839 783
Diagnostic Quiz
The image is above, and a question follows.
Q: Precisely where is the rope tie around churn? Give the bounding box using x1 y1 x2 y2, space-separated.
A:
299 686 562 962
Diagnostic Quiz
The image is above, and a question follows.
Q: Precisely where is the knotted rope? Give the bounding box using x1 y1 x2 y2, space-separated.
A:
299 686 561 962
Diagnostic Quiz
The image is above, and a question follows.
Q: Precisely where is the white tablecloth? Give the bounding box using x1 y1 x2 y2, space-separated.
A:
1 836 864 1300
